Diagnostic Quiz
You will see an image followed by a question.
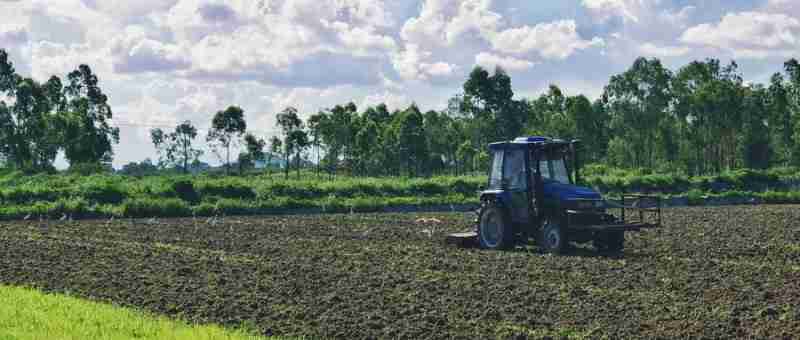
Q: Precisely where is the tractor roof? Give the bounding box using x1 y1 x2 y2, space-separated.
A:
488 136 573 151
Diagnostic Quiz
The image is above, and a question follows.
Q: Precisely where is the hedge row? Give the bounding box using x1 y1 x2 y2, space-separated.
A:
583 165 800 194
0 172 485 206
0 194 477 220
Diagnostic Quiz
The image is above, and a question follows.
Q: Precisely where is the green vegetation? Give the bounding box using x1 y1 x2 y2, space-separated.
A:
582 164 800 193
0 285 274 340
0 165 799 219
0 171 485 219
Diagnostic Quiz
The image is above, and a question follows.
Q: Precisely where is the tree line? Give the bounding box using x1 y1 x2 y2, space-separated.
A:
3 45 800 178
266 57 800 178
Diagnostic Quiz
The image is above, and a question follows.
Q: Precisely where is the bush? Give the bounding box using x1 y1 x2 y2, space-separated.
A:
172 180 200 204
196 179 256 199
52 198 90 219
67 163 113 176
78 177 126 204
758 190 800 204
686 189 705 206
0 185 64 204
119 198 191 218
212 199 255 216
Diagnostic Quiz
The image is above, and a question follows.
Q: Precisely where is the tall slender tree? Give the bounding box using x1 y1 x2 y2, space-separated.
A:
276 107 304 179
268 136 282 178
207 106 247 174
150 121 203 173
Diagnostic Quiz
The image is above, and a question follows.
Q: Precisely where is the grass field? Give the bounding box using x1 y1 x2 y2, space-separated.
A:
0 285 277 340
1 206 798 339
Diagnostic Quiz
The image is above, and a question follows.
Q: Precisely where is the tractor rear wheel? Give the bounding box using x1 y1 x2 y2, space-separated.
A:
594 231 625 252
477 201 514 250
539 217 568 254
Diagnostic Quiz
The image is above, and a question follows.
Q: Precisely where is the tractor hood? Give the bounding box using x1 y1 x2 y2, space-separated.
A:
542 181 602 201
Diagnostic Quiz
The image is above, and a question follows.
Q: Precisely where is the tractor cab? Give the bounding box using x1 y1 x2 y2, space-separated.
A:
483 137 600 224
448 136 662 254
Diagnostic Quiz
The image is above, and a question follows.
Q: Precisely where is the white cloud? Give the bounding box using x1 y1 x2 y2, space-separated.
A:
82 0 179 19
29 41 111 80
637 42 689 57
579 0 706 62
475 52 535 71
392 44 457 81
0 24 27 45
110 26 190 73
360 91 412 111
400 0 501 48
402 0 602 60
325 21 397 56
583 0 695 28
154 0 397 86
396 0 602 83
29 0 117 46
264 87 346 116
582 0 641 23
681 12 800 59
0 1 29 29
766 0 800 17
490 20 604 59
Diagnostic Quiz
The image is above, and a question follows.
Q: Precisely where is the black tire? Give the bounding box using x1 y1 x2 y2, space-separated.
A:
477 201 514 250
539 217 568 254
594 231 625 252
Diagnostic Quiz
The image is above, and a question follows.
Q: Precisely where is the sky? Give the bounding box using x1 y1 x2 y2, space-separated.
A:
1 0 799 168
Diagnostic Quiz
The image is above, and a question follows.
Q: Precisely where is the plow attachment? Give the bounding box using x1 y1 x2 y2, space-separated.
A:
445 194 662 250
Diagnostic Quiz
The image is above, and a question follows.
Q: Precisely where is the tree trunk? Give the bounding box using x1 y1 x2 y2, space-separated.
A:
284 151 289 180
296 152 301 179
226 143 230 175
183 144 188 174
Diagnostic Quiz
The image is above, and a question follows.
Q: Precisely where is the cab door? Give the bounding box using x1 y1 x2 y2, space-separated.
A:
503 148 529 224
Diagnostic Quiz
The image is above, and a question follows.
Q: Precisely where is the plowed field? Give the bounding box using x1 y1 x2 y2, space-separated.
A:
1 206 799 339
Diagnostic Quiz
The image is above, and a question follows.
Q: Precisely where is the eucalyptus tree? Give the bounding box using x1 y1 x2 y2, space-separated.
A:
207 106 247 174
604 57 673 169
276 107 308 179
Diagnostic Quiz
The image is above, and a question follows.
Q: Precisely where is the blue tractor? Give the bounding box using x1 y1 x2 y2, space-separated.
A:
449 136 661 254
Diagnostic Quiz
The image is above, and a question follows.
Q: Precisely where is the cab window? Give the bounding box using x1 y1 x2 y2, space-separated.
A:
488 150 504 189
539 154 570 184
538 160 550 180
503 149 526 189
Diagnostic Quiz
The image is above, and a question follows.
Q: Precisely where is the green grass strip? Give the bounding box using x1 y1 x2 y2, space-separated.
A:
0 285 282 340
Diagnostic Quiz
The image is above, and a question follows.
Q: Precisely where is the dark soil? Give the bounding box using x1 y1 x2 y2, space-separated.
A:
1 206 798 339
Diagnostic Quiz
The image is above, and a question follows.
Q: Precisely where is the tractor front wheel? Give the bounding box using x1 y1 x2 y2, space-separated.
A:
477 201 514 250
539 217 568 254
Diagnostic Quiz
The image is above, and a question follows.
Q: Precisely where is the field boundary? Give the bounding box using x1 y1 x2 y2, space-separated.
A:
2 196 799 222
